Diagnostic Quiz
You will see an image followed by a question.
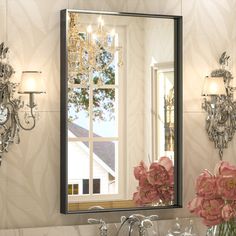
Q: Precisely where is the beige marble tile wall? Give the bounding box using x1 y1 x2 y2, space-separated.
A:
0 0 235 231
183 0 236 218
0 0 5 41
143 19 174 162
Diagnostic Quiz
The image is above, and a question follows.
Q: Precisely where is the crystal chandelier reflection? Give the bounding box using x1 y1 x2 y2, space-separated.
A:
68 12 123 86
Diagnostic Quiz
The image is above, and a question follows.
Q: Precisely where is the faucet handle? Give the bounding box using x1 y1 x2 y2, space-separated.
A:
88 218 107 226
88 205 105 210
88 218 108 236
129 214 146 222
88 218 101 224
147 215 159 221
141 219 153 228
120 216 127 223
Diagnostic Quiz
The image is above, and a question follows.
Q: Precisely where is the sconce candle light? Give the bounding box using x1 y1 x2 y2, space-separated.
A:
202 76 226 96
0 42 45 165
19 71 45 113
202 52 236 159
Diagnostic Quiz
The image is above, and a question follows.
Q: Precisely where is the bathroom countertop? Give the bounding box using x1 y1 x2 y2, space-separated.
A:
0 217 207 236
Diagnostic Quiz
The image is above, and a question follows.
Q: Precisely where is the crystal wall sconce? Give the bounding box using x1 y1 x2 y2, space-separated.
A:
202 52 235 159
0 42 45 165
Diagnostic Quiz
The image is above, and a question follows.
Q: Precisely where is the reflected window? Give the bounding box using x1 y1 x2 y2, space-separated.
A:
68 183 79 195
67 18 124 201
151 64 175 162
83 179 101 194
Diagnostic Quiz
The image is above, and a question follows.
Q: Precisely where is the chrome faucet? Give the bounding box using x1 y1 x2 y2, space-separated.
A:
88 218 108 236
116 214 159 236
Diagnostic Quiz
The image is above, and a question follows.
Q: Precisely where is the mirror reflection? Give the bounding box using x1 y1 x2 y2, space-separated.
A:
61 10 182 213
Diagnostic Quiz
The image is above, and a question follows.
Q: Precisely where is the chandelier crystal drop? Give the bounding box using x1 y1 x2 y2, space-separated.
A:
68 12 123 86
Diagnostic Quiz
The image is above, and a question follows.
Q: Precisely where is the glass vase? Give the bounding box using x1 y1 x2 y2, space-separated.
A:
206 220 236 236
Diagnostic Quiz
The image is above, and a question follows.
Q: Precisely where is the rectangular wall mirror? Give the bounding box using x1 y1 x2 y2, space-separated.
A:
60 9 182 214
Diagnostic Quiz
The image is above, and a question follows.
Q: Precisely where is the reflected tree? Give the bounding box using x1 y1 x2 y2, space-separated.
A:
68 64 115 122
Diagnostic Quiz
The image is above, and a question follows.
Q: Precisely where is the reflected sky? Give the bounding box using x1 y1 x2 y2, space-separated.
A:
69 107 117 137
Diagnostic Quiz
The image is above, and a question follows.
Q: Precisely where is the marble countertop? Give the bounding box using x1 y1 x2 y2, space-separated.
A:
0 217 207 236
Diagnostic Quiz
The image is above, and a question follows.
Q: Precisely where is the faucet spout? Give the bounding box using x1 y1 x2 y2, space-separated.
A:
88 218 108 236
116 214 159 236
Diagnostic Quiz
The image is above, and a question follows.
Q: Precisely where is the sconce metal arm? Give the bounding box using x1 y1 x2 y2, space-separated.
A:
14 107 36 131
202 95 235 159
11 92 37 131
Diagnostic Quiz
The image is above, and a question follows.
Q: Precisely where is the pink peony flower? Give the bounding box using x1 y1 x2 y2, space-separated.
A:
134 161 147 180
138 184 160 204
189 161 236 227
168 166 174 185
159 156 173 172
196 170 218 199
188 197 225 226
215 161 236 177
200 198 224 226
222 204 235 221
147 162 170 186
133 157 174 206
229 200 236 218
188 196 203 215
159 156 174 185
158 185 174 203
139 175 149 188
217 176 236 200
133 191 143 206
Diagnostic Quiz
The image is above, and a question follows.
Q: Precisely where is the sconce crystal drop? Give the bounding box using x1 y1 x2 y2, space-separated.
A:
202 52 236 159
0 42 45 165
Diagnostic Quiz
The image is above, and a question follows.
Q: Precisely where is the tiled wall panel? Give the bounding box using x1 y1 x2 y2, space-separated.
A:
0 0 235 233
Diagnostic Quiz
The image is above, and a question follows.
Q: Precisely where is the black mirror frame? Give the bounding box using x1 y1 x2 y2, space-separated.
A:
60 9 183 214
